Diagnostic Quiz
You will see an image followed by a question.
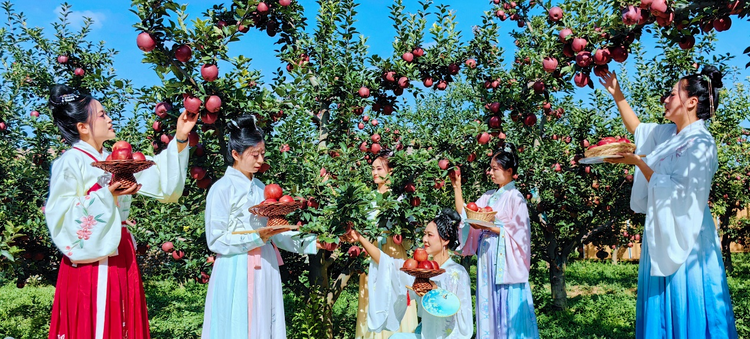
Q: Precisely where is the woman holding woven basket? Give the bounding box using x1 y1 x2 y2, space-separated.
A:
201 115 320 339
345 209 473 339
356 151 419 339
44 84 197 339
599 66 737 338
449 144 539 339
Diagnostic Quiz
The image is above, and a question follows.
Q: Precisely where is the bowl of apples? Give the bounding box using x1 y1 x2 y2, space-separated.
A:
91 141 154 190
400 248 445 296
464 202 497 228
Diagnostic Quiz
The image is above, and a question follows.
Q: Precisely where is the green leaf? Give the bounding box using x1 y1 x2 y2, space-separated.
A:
1 249 14 262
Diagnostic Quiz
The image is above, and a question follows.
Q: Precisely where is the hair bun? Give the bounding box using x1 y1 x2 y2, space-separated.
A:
48 84 77 107
236 114 259 130
440 208 461 224
701 65 723 89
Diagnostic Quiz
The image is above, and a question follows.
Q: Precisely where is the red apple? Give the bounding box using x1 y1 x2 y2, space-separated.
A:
172 250 184 260
404 182 416 193
448 63 460 75
279 195 295 203
650 0 668 14
594 64 609 77
370 143 382 154
402 52 414 62
547 6 564 21
533 81 545 94
678 35 695 50
257 2 269 13
279 0 292 6
201 112 218 125
574 72 590 87
74 68 85 77
465 59 477 68
262 198 278 204
205 95 222 113
412 47 424 57
348 246 362 257
132 152 146 161
155 102 171 118
358 86 370 98
413 248 428 262
57 55 69 64
478 132 491 145
161 241 174 252
423 77 434 87
174 45 192 63
418 260 433 269
611 46 628 63
571 37 587 52
542 57 558 73
190 166 207 180
398 76 409 88
264 183 283 200
430 260 440 269
197 177 212 189
30 110 39 117
410 196 421 207
713 17 732 32
558 28 573 42
466 202 479 212
438 159 450 170
393 234 403 245
576 51 593 67
524 114 537 126
137 32 156 52
403 258 418 269
184 95 202 114
483 206 493 212
370 133 381 143
201 64 219 82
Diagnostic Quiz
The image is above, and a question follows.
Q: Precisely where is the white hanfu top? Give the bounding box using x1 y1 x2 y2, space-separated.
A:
367 254 473 339
45 139 189 263
631 121 717 276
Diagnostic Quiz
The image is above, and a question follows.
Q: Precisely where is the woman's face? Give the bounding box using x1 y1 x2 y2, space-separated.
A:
80 100 115 144
663 80 697 123
489 160 514 186
422 221 449 256
232 142 266 178
371 157 392 186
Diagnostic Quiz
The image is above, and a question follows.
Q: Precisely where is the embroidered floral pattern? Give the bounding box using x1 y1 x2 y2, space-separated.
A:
66 195 106 257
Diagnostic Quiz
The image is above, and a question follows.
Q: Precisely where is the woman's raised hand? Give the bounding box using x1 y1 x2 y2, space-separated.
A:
175 109 199 141
598 70 622 97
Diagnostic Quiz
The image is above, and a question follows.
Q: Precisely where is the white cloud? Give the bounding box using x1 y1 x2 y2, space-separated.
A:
54 6 106 30
421 41 438 49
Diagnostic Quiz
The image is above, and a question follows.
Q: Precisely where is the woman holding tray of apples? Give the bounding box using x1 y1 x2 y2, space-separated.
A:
600 67 737 338
44 84 197 339
356 150 419 339
201 115 320 339
345 209 473 339
449 143 540 339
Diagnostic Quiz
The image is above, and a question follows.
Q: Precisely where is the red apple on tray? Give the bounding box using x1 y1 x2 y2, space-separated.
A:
413 248 428 262
466 202 480 212
262 198 278 204
402 258 419 269
279 195 295 203
132 152 146 161
264 184 283 200
418 260 433 269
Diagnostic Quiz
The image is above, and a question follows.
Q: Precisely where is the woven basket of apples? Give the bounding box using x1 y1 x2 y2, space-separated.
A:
248 184 304 227
91 141 154 190
400 248 445 296
465 202 497 222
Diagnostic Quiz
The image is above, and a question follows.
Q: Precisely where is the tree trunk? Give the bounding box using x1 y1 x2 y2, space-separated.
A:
719 213 734 274
611 245 619 265
548 254 568 310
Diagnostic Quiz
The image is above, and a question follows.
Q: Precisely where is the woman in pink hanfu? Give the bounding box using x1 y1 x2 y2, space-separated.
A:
449 143 540 339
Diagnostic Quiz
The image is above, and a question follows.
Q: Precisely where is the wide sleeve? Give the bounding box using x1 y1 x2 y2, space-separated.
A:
44 157 122 263
458 192 491 255
443 267 474 339
204 182 265 256
271 231 317 255
645 136 717 276
135 138 189 203
367 253 414 333
498 193 532 283
631 123 674 213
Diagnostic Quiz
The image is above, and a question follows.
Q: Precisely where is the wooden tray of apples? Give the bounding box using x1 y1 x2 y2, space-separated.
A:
464 202 497 228
400 248 444 296
91 141 154 190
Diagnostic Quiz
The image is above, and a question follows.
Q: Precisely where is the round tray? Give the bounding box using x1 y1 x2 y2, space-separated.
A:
91 160 155 190
400 267 445 279
249 201 302 227
578 155 623 164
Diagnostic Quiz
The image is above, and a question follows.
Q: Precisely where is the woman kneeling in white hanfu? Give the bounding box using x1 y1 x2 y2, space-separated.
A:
345 209 474 339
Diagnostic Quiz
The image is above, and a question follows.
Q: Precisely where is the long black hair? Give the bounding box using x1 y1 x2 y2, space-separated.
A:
434 208 461 251
226 115 265 165
680 65 724 120
48 84 95 145
491 142 519 175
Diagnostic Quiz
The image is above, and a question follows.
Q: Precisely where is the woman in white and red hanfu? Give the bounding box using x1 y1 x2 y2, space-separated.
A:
44 85 196 339
201 115 319 339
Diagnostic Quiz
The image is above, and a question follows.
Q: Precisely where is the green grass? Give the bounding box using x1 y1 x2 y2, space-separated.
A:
1 254 749 339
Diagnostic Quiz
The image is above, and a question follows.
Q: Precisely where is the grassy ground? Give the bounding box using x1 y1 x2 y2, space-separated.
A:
1 254 748 339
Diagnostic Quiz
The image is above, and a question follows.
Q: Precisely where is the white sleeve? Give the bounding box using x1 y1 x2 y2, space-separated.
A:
645 136 716 276
366 253 414 333
631 123 661 213
204 182 265 255
271 231 318 255
44 156 121 263
135 138 189 203
444 267 474 338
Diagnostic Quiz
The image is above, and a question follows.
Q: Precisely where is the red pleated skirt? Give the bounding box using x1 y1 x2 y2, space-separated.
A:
48 227 150 339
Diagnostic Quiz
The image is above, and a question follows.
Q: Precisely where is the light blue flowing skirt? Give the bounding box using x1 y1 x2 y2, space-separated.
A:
636 210 738 339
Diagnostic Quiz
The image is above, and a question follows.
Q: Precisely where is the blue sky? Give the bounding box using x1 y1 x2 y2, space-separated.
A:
13 1 750 102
